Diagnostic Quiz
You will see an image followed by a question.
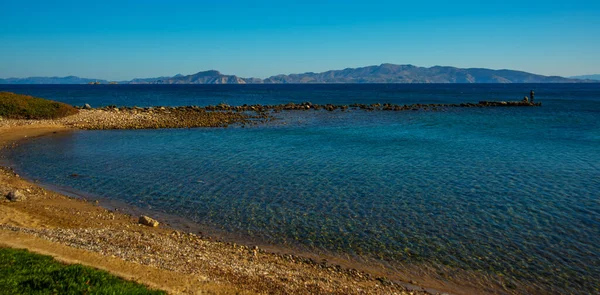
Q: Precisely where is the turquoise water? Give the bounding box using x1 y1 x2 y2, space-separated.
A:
3 84 600 294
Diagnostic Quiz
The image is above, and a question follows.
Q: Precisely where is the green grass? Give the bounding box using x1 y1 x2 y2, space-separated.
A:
0 92 78 119
0 248 165 294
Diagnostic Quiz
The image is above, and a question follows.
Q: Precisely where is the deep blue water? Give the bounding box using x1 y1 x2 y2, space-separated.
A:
2 84 599 294
2 83 598 107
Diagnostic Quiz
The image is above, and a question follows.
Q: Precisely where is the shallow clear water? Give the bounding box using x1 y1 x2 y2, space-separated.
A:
3 84 600 293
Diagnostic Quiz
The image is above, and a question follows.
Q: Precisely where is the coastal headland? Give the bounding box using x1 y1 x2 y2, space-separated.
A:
1 92 541 294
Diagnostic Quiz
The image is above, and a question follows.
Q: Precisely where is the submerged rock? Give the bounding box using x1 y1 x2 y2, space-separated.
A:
139 215 159 227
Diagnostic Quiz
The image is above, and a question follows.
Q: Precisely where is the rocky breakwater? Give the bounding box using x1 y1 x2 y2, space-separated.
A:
58 100 540 130
199 100 541 113
477 100 542 107
62 105 267 130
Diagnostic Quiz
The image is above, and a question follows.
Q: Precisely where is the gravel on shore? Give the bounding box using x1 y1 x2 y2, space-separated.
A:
1 108 262 130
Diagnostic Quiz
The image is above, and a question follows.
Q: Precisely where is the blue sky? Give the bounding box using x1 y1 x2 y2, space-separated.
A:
1 0 599 80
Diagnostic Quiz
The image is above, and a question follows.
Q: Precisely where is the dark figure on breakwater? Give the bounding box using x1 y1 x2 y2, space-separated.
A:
530 90 535 103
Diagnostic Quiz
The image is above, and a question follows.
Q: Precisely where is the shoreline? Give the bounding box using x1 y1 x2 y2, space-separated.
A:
0 121 442 294
1 102 544 294
7 166 474 294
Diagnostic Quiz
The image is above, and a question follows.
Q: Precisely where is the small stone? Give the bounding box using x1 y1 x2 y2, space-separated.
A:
139 215 159 227
83 103 92 109
7 190 26 202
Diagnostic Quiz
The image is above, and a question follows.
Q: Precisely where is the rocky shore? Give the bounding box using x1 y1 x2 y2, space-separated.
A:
66 106 265 130
0 108 264 131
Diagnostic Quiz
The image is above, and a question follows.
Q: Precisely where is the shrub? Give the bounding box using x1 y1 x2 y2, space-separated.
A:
0 92 78 119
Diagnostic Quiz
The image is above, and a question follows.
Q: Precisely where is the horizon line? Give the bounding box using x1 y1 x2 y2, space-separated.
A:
0 63 587 81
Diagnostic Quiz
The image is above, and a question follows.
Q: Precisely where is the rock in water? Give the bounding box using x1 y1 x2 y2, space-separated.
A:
83 103 92 109
139 215 159 227
7 190 26 202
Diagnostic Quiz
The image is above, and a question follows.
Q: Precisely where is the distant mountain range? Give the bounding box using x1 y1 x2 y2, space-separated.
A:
259 64 585 83
569 74 600 81
130 70 248 84
0 76 108 84
128 74 184 84
1 64 595 84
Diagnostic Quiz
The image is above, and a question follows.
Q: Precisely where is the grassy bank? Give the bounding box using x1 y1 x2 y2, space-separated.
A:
0 92 78 119
0 247 165 294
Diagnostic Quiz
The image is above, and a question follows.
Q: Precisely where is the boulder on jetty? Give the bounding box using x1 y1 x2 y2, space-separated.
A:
6 189 26 202
139 215 159 227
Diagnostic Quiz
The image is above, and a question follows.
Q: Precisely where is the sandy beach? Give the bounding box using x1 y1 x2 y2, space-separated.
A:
0 112 441 295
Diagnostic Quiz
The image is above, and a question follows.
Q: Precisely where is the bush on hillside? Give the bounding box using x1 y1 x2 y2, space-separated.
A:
0 91 78 119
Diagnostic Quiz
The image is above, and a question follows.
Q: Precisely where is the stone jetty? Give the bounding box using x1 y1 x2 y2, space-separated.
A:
1 100 540 131
61 100 539 130
154 100 540 113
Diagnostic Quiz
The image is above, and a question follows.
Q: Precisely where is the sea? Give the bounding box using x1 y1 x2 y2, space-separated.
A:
1 84 599 294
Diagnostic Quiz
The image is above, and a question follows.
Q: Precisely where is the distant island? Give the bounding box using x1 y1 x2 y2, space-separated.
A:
0 76 109 85
1 64 595 84
569 74 600 81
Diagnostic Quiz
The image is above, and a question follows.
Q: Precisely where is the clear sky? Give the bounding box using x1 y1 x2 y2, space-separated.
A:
1 0 599 80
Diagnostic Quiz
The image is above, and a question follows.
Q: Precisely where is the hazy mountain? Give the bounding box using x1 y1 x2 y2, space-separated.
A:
153 70 248 84
140 65 586 84
262 64 582 83
127 74 184 84
569 74 600 81
0 76 107 84
1 64 590 84
242 77 264 84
